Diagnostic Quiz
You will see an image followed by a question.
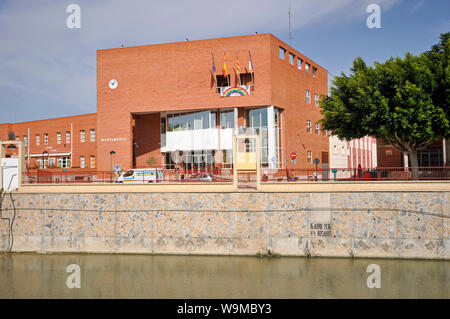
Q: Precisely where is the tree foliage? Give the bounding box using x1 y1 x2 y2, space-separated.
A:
320 33 450 168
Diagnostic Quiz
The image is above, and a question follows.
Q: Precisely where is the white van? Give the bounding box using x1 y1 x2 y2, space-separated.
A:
117 168 164 183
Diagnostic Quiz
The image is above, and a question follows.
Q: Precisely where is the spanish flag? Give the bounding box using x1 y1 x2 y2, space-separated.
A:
223 52 228 77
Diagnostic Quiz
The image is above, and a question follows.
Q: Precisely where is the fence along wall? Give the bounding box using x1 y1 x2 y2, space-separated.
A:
0 191 448 259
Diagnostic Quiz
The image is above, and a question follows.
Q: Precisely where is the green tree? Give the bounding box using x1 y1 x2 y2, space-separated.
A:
320 33 450 176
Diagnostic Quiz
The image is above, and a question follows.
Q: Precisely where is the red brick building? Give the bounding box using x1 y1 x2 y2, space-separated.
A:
0 114 96 169
1 34 329 172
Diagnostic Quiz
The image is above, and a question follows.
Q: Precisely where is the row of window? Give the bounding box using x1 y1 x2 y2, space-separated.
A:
164 110 237 132
306 120 327 136
279 47 318 77
305 90 320 106
37 155 95 168
32 129 95 146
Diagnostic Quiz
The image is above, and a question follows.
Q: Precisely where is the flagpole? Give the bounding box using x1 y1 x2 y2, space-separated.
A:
236 48 241 86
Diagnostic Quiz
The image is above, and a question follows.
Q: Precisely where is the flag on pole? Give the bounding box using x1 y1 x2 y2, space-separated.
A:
211 52 216 76
248 49 254 73
236 49 241 75
223 52 228 77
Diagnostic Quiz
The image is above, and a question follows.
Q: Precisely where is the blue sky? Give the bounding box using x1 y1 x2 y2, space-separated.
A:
0 0 448 124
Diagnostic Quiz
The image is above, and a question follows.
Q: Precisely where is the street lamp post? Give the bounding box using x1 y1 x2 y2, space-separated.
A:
110 151 116 182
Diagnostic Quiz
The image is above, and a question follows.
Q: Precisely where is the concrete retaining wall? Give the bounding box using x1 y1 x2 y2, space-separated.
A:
0 191 448 259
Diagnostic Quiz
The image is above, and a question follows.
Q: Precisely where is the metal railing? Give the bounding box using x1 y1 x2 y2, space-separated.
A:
22 166 450 184
261 167 450 182
23 167 234 184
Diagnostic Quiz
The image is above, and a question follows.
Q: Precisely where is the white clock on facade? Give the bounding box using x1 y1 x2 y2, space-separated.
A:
109 79 118 90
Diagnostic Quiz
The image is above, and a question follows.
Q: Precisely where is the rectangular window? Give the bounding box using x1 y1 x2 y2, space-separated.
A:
307 151 312 164
322 127 327 136
297 58 302 69
48 158 56 167
24 135 27 147
289 53 294 65
314 94 319 106
216 75 228 91
57 157 70 168
90 156 96 168
90 129 95 142
210 111 217 128
315 122 319 134
279 47 286 60
66 131 71 144
16 136 20 141
307 120 311 133
220 110 235 129
36 134 40 146
57 132 61 144
80 130 85 142
240 73 252 86
312 67 317 77
44 133 48 145
80 156 85 168
305 63 310 73
306 90 311 103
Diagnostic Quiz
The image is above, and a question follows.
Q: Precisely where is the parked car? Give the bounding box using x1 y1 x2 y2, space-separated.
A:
117 168 164 183
185 172 229 182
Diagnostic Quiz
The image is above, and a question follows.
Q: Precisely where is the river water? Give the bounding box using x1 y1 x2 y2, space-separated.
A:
0 253 448 298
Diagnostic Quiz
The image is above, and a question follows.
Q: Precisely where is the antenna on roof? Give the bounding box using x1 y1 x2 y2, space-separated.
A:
288 1 292 45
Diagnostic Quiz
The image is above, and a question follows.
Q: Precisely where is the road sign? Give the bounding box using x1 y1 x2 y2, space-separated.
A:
292 158 296 165
290 152 297 159
313 158 320 166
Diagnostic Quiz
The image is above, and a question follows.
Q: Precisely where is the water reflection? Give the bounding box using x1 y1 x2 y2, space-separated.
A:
0 254 448 298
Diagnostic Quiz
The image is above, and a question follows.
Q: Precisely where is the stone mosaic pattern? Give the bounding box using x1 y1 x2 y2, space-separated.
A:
0 192 448 259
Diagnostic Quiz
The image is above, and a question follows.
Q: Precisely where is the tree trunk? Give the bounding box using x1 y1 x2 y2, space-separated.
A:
408 150 420 179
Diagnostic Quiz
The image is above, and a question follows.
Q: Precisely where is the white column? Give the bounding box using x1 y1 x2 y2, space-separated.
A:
70 123 73 168
234 107 238 135
267 105 275 169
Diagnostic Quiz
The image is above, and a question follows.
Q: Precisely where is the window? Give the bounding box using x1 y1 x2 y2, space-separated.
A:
90 156 96 168
289 53 294 65
48 158 56 167
90 129 95 142
80 156 85 168
57 132 61 144
160 118 166 134
306 90 311 103
16 136 20 141
66 131 71 144
167 111 214 132
314 94 319 106
315 122 319 134
279 47 286 60
322 127 327 136
240 73 252 86
36 134 40 146
216 75 228 90
307 151 312 163
297 58 303 69
44 133 48 145
80 130 85 142
312 67 317 77
307 120 311 133
305 63 310 73
220 110 234 129
24 135 27 147
57 157 70 168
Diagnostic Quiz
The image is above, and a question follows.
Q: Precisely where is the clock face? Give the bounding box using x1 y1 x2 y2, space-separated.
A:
109 79 118 90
